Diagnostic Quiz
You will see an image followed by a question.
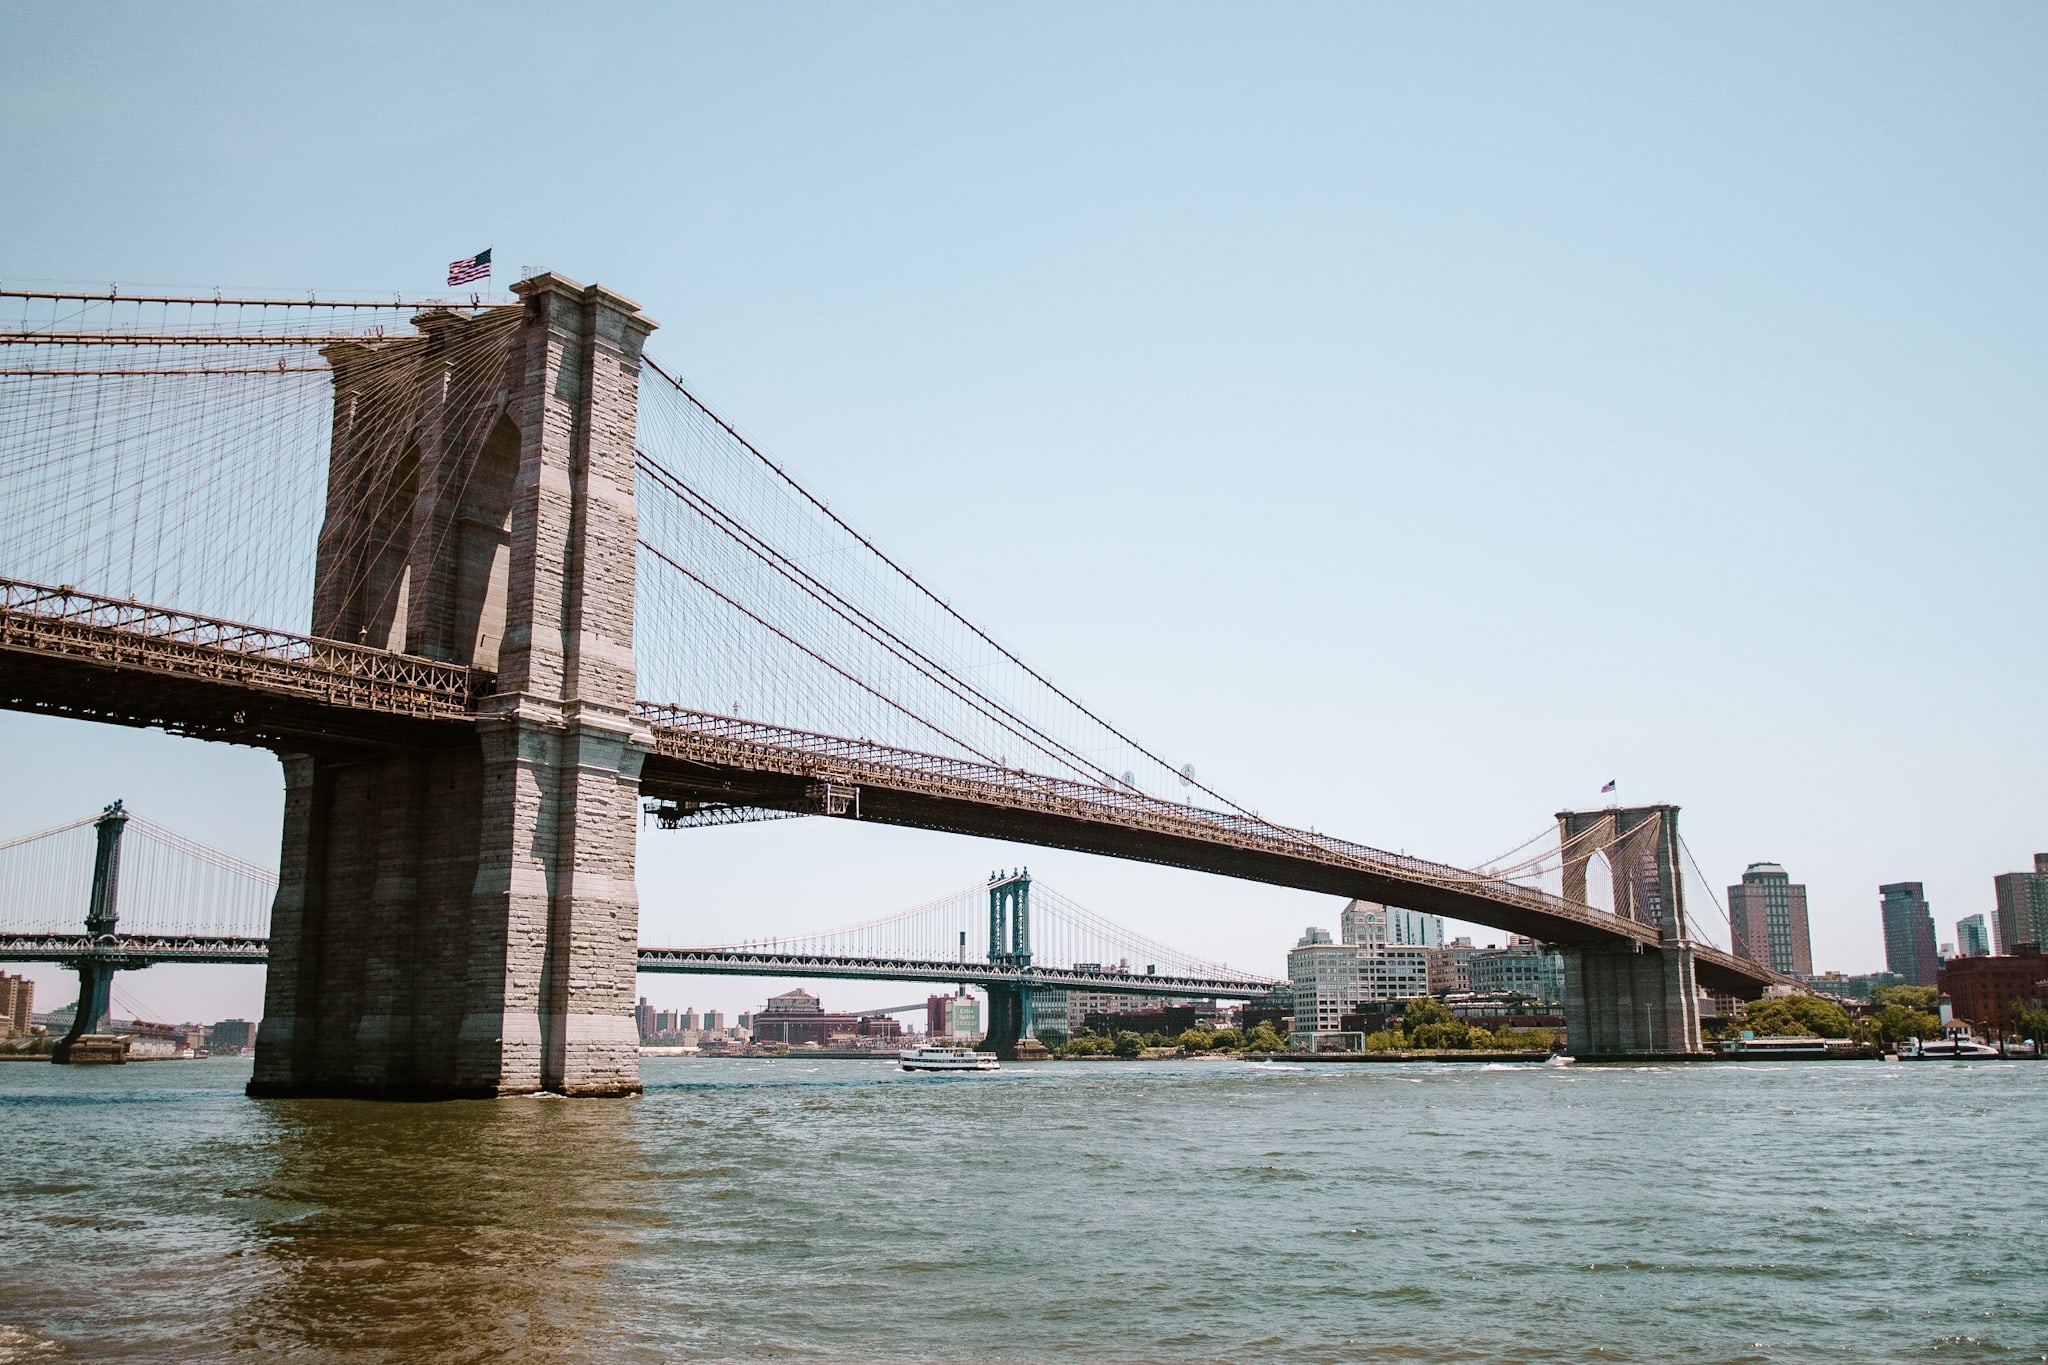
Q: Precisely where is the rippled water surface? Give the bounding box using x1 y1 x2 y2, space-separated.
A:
2 1056 2044 1363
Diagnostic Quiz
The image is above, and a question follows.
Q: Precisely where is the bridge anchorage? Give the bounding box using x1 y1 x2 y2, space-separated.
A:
0 275 1792 1096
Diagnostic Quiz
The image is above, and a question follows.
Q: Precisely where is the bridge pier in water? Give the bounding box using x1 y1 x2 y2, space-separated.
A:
251 275 657 1100
1558 941 1702 1057
1553 805 1706 1059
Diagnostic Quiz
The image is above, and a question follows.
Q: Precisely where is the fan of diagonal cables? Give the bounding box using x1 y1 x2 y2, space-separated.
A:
0 285 517 636
705 875 1261 982
1460 817 1736 951
0 808 275 937
634 358 1251 812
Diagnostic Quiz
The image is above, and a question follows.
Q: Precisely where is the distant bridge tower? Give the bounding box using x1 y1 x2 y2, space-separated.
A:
1553 804 1703 1057
51 801 127 1064
251 274 656 1099
987 870 1031 969
981 869 1042 1059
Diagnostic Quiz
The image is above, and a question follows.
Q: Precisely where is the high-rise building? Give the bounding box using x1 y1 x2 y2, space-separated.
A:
1288 922 1430 1043
1339 900 1443 949
635 996 658 1042
1727 863 1814 976
701 1011 724 1032
1992 854 2048 953
1288 932 1361 1039
0 974 33 1036
1879 883 1940 987
1955 915 1991 958
1394 907 1443 948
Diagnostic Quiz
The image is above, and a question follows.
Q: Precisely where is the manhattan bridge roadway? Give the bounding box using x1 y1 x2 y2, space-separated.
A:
0 932 1273 1001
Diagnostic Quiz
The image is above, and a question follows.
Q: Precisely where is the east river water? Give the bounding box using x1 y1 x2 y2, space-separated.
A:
1 1056 2043 1364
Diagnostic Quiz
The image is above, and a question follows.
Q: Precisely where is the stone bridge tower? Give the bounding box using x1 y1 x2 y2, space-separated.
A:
1552 804 1704 1058
250 273 656 1099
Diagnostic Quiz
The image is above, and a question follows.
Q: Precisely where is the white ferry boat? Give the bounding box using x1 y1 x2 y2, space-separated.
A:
1897 1035 2001 1060
1720 1035 1831 1059
898 1047 1001 1072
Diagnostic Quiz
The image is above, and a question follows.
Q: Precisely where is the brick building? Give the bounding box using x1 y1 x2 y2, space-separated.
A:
0 974 33 1036
751 989 866 1046
1938 945 2047 1037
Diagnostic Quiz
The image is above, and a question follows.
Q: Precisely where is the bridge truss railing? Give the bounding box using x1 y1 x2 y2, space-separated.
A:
639 704 1661 943
1 576 485 720
0 932 270 966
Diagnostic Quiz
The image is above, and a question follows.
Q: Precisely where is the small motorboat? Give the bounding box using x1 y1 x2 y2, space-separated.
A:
899 1047 1001 1072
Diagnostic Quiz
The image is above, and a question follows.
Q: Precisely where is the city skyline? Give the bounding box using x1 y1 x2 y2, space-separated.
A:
6 817 2044 1027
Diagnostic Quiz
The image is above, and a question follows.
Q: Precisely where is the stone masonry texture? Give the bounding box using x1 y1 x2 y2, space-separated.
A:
252 274 656 1099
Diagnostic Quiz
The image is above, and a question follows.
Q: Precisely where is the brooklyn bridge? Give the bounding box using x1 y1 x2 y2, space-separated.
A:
0 277 1788 1096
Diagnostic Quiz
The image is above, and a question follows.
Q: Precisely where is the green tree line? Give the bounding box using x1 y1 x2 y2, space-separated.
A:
1359 997 1559 1053
1053 1020 1290 1058
1709 985 1944 1047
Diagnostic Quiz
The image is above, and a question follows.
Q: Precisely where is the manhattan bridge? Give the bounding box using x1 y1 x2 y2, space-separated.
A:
0 277 1786 1096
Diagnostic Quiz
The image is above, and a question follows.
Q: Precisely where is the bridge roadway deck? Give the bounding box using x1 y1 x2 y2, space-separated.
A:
0 935 1271 998
636 709 1773 995
0 934 271 967
0 579 1779 996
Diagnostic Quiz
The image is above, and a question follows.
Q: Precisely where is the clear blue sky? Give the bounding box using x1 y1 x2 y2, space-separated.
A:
2 3 2042 1025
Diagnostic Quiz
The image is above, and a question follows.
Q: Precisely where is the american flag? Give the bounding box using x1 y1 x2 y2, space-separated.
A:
447 248 492 287
1600 779 1617 793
